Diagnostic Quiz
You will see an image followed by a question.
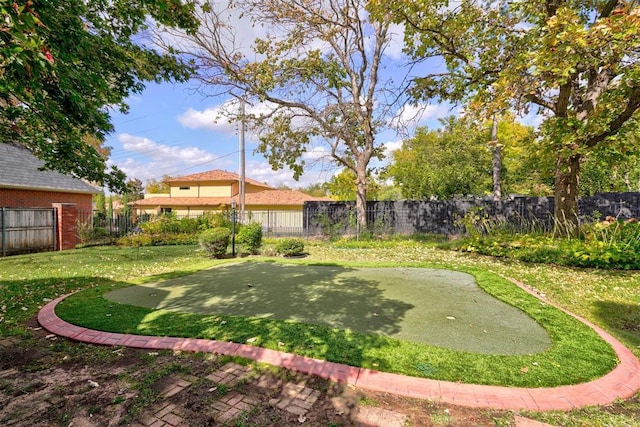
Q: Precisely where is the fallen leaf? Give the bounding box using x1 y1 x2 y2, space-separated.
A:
246 337 258 343
520 367 529 373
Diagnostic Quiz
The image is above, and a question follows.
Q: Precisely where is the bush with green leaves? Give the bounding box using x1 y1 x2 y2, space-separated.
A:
199 227 231 258
140 214 211 234
445 218 640 270
275 238 305 257
236 223 263 254
117 233 199 247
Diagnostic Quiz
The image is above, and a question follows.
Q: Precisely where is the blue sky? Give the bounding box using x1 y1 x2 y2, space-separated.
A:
103 5 542 192
104 79 453 190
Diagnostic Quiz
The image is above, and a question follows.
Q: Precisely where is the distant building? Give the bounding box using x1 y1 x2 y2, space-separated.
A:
131 169 329 233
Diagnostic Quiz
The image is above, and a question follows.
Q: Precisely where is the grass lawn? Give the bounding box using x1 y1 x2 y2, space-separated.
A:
2 241 640 425
48 243 618 388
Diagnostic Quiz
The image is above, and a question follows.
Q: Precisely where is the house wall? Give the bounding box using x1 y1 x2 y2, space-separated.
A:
199 185 231 197
0 188 93 212
232 182 273 194
169 184 231 198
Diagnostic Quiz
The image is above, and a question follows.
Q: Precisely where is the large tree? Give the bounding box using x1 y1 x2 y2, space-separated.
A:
387 117 492 199
1 0 197 192
374 0 640 233
159 0 409 229
387 116 540 199
325 168 381 201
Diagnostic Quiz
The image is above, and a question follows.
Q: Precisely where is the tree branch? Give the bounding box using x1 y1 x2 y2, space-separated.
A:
585 86 640 148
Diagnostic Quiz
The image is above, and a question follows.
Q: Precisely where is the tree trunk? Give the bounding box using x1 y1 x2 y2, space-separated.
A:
554 154 581 235
491 116 502 201
354 163 368 237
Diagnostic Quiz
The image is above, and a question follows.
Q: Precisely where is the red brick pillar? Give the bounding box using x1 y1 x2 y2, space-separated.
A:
52 203 78 251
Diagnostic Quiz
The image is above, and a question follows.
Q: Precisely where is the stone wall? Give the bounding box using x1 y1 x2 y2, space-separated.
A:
304 192 640 237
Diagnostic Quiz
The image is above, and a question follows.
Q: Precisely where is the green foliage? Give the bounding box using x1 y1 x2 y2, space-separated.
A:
94 192 107 217
236 223 263 254
325 168 380 201
448 218 640 270
387 116 544 199
144 176 172 194
117 233 198 247
140 214 210 235
199 227 231 258
378 0 640 227
206 211 233 229
387 117 492 199
0 0 197 192
275 238 305 257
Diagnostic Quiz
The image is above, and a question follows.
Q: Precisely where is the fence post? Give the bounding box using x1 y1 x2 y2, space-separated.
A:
1 208 5 257
52 203 78 251
52 208 57 251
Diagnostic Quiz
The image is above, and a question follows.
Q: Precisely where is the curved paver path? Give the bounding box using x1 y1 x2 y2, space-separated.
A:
38 277 640 411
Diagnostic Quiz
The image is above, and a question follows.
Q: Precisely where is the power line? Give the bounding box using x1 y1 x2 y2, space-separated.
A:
143 150 240 182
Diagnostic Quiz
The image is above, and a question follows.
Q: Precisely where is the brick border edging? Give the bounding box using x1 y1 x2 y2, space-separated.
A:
38 290 640 411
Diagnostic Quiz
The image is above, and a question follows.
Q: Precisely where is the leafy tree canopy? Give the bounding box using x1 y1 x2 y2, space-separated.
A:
386 116 541 199
159 0 411 228
373 0 640 231
145 176 173 194
325 168 380 201
387 117 492 199
1 0 197 192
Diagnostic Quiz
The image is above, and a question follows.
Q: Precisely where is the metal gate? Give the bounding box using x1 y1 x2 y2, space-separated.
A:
0 208 56 256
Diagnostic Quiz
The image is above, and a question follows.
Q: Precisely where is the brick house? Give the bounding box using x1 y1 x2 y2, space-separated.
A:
0 143 100 250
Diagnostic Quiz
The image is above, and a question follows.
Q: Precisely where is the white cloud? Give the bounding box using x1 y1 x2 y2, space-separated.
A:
391 103 447 130
111 134 232 182
382 140 403 158
177 99 280 141
384 23 407 61
303 146 331 162
177 106 235 133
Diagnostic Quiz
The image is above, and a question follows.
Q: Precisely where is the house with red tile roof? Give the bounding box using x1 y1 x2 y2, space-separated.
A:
131 170 329 232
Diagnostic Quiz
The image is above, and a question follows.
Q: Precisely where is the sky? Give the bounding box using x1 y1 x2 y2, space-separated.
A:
104 81 451 190
102 4 540 192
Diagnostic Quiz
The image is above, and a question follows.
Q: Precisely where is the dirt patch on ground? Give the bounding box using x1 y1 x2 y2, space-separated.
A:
0 317 635 426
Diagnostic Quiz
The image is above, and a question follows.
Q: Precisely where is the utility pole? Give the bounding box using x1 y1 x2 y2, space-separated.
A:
239 96 246 223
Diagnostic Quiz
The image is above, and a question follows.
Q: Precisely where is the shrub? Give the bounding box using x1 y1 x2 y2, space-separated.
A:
199 227 231 258
236 223 263 254
206 212 233 229
140 214 208 234
275 238 305 257
116 233 199 247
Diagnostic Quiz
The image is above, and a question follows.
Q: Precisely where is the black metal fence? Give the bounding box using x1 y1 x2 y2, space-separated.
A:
77 192 640 243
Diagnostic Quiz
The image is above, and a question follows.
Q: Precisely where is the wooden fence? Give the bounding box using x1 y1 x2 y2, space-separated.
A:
0 207 56 256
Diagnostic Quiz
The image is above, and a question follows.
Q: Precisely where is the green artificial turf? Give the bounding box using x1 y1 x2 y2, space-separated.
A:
56 258 616 387
104 262 551 355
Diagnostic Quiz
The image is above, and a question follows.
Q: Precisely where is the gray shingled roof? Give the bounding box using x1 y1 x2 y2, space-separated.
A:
0 144 99 194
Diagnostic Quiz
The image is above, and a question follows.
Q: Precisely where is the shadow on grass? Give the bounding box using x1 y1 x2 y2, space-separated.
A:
107 263 414 339
52 273 400 371
593 300 640 349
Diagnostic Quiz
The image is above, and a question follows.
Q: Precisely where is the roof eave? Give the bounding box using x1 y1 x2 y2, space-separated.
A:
0 183 100 195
